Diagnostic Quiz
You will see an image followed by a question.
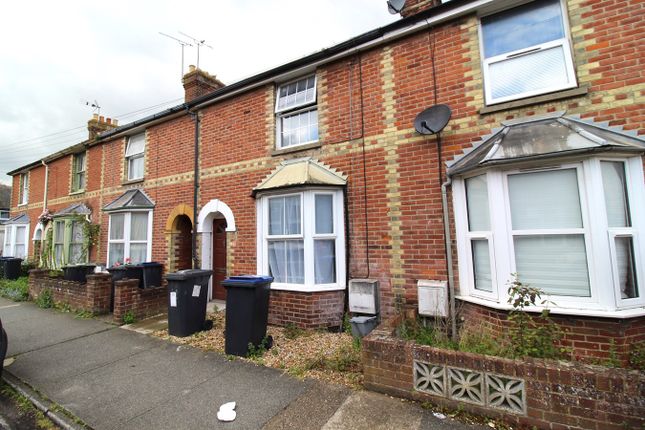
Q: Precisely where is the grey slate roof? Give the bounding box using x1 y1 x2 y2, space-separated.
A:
102 189 155 212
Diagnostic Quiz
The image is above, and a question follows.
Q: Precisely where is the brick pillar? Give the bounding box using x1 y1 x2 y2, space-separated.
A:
113 279 139 323
85 273 112 314
28 269 48 300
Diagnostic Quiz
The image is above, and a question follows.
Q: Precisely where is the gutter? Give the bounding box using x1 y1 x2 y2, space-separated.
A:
41 161 48 211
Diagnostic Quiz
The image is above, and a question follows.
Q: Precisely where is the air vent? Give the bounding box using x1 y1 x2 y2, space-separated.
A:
348 279 379 315
418 280 448 317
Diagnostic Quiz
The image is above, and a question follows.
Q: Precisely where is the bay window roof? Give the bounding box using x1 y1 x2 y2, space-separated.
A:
447 112 645 176
53 203 91 217
252 158 347 196
4 214 29 225
103 189 155 212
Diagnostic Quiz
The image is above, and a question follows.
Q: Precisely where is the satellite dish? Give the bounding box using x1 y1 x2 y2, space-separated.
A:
387 0 406 14
414 104 452 135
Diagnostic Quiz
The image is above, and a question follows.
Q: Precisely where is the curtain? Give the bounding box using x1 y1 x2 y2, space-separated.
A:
110 214 125 240
268 240 304 284
315 194 333 234
465 175 490 231
69 221 84 264
130 213 148 241
314 239 335 284
14 226 26 258
285 196 301 234
601 161 630 227
108 244 124 267
472 239 492 292
509 169 582 230
514 235 590 296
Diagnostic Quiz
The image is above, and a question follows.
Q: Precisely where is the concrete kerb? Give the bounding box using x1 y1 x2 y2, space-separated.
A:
2 371 91 430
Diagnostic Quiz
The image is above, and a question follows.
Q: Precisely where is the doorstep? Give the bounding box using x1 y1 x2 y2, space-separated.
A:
120 314 168 335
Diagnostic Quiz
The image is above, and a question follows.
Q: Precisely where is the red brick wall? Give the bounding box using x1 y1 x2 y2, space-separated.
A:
268 290 344 329
460 300 645 365
113 279 167 323
363 321 645 430
28 270 111 314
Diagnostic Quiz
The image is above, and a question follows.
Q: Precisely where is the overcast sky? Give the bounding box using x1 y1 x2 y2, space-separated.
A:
0 1 398 185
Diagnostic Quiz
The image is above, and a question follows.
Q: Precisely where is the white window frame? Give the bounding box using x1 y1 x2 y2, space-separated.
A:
125 133 145 181
3 223 30 259
256 188 346 292
479 0 577 105
18 173 29 206
71 152 86 192
453 156 645 316
106 210 153 267
275 75 318 150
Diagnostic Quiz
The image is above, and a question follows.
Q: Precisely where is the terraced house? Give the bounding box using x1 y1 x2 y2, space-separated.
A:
6 0 644 362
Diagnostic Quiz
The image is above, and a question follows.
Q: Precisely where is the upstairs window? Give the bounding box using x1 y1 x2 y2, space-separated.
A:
275 75 318 149
72 152 86 192
18 173 29 205
125 133 145 181
480 0 577 104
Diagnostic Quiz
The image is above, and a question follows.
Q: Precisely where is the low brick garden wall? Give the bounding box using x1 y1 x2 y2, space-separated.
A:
363 320 645 430
28 269 111 314
113 279 167 323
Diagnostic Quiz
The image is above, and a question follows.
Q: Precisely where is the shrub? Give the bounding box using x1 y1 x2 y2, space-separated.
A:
629 341 645 371
0 277 29 302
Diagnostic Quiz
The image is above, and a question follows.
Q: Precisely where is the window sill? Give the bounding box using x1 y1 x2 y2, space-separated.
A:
17 203 28 208
479 87 589 115
270 283 345 293
456 295 645 319
272 141 321 156
69 190 85 196
121 178 144 186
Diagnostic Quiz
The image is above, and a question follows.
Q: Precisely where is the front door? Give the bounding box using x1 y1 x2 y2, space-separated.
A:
212 218 227 300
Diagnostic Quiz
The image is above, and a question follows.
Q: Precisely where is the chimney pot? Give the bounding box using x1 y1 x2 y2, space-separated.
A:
99 115 105 123
106 118 112 125
93 113 99 120
189 65 196 73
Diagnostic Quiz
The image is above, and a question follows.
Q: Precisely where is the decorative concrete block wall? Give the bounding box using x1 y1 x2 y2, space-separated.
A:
363 321 645 430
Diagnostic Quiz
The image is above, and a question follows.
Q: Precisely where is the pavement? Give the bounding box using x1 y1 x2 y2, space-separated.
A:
0 297 484 430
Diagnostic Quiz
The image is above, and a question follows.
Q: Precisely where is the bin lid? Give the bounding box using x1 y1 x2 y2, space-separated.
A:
222 275 273 287
350 316 377 323
165 269 213 281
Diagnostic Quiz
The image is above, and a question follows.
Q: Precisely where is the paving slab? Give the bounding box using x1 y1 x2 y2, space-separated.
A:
123 359 309 430
0 298 112 356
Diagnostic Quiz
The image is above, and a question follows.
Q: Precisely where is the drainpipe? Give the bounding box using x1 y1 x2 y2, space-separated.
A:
191 111 200 269
441 176 457 340
41 161 49 210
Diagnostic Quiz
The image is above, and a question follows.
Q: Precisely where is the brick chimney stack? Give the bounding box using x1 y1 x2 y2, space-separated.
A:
87 114 119 140
182 65 225 102
399 0 442 17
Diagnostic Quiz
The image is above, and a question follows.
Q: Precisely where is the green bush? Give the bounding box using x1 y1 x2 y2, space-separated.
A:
35 288 53 309
629 341 645 371
0 277 29 302
20 259 36 277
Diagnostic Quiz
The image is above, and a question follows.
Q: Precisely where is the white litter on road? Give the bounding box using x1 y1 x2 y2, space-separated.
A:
217 401 237 422
432 412 446 420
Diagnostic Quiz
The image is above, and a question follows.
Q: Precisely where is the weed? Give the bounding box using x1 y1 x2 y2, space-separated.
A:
342 313 352 334
122 310 136 325
75 310 94 319
397 317 457 349
283 323 305 339
247 336 271 360
457 323 505 356
629 341 645 371
506 275 567 360
0 277 29 301
35 288 53 309
306 343 362 373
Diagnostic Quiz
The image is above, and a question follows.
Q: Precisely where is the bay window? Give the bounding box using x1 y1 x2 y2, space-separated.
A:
454 157 645 314
3 220 29 259
107 211 152 267
257 189 345 291
52 218 87 267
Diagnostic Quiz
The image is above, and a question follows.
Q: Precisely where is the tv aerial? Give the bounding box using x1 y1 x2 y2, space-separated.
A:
414 104 452 135
179 31 213 69
83 100 101 116
387 0 406 14
159 32 193 77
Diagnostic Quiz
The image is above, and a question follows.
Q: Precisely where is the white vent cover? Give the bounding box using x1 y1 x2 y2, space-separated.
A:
418 280 448 317
348 279 379 315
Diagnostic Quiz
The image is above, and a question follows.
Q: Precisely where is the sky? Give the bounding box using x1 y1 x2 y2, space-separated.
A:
0 0 398 185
